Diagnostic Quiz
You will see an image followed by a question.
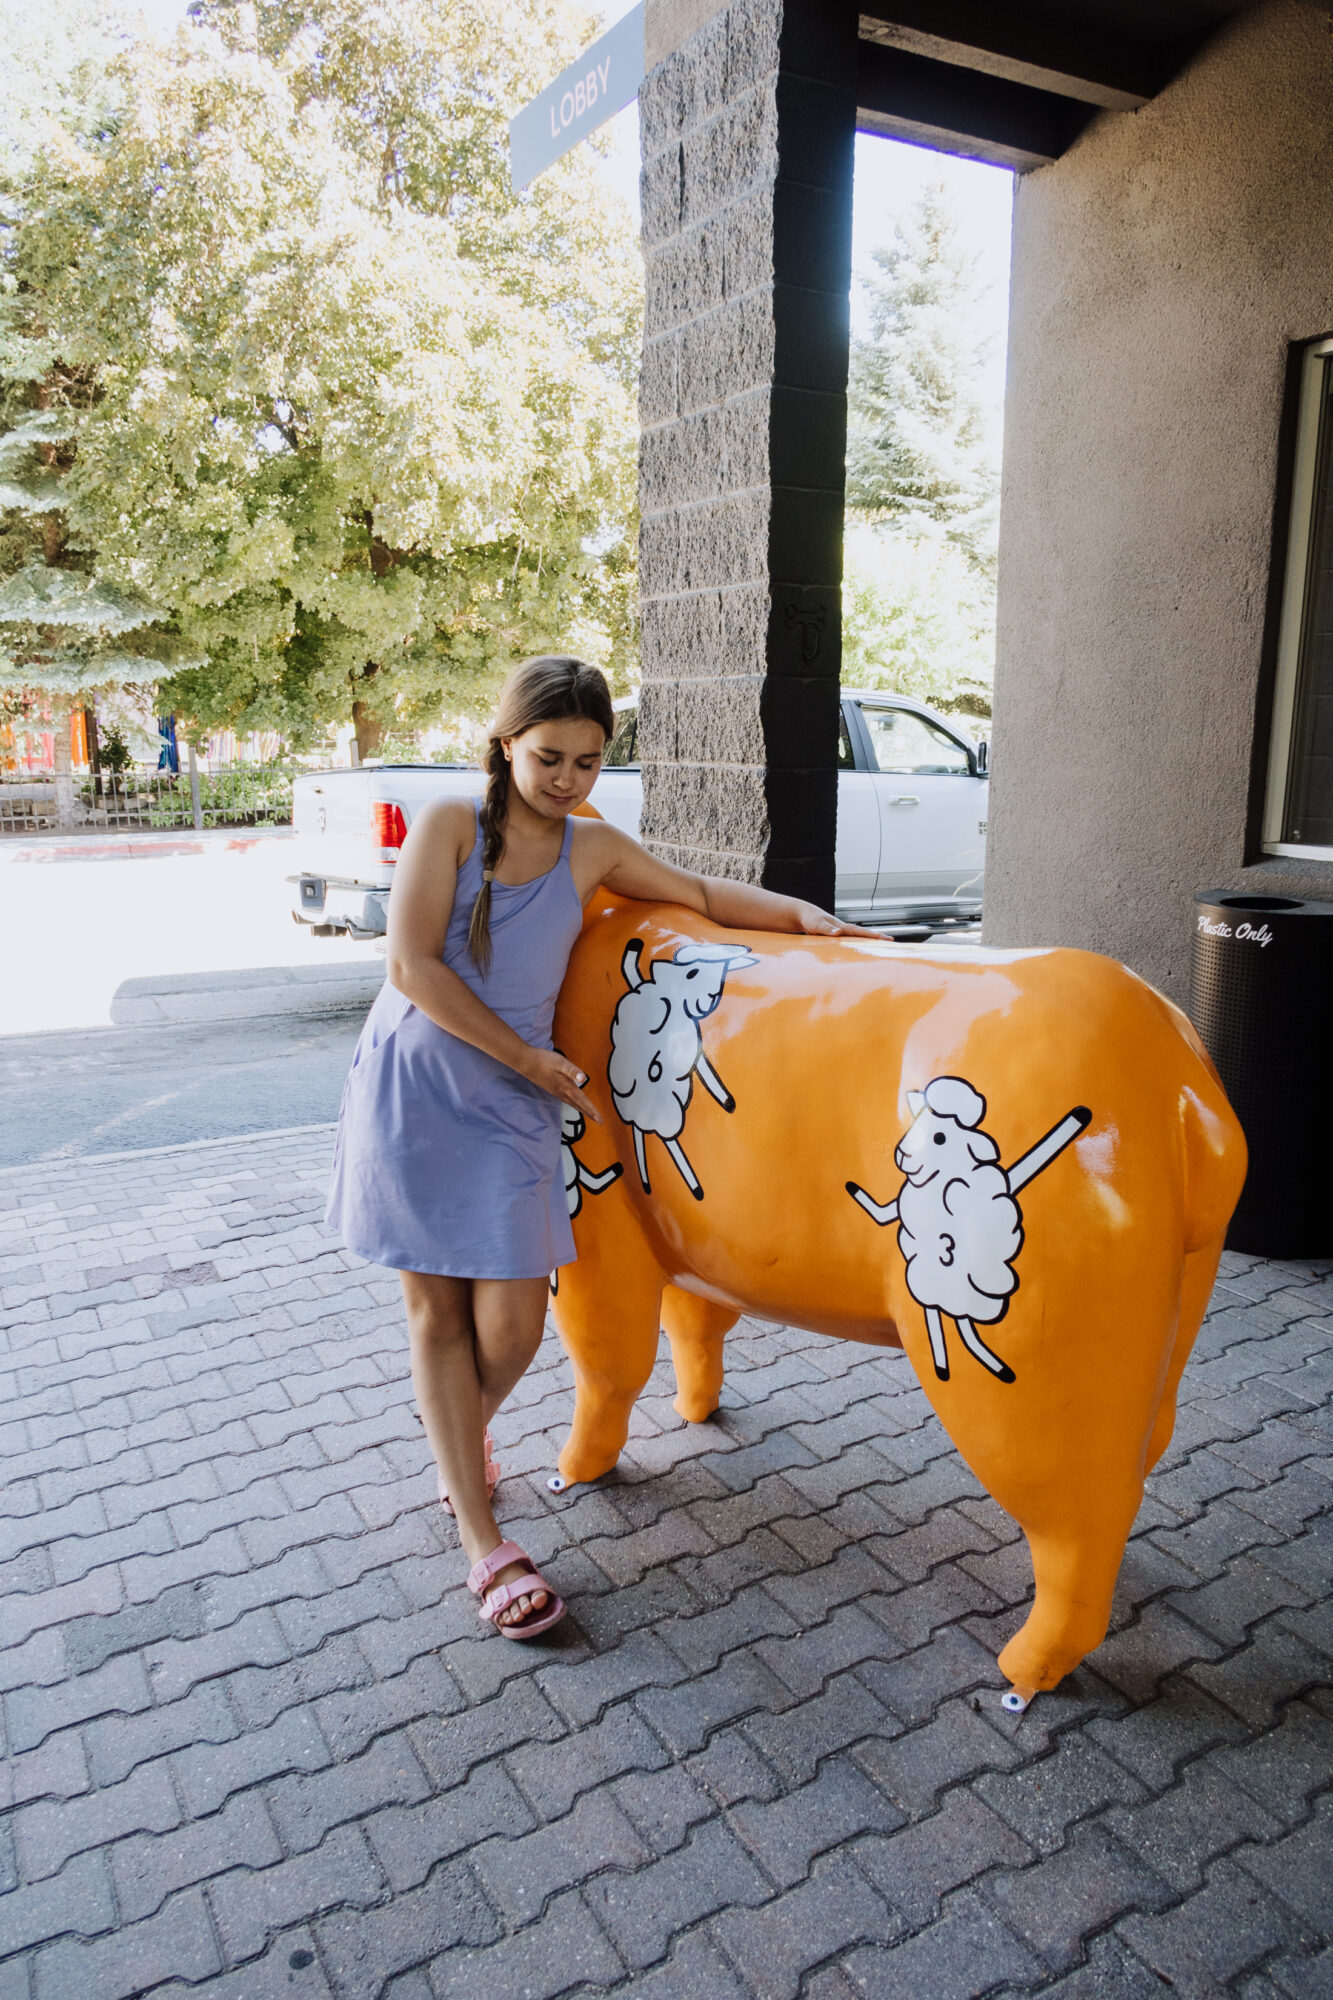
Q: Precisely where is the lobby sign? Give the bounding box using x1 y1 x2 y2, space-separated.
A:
509 3 644 191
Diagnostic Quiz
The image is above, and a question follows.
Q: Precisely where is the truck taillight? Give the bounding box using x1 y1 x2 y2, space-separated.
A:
372 802 408 858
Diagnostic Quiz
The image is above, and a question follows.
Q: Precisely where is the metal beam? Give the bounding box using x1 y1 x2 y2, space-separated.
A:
858 1 1190 112
856 40 1098 172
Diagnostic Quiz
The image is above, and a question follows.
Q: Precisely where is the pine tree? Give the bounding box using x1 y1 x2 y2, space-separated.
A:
0 401 199 826
842 180 1003 717
845 182 999 577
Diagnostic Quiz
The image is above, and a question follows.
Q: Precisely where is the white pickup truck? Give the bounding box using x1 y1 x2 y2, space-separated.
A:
290 688 988 936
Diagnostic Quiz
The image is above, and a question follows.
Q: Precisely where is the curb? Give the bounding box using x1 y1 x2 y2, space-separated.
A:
0 1121 338 1179
1 826 295 863
110 963 384 1026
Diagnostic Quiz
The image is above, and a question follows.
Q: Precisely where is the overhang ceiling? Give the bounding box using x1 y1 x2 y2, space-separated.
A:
856 0 1258 169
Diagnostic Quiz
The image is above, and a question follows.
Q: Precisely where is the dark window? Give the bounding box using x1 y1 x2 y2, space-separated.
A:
1282 360 1333 846
1266 340 1333 855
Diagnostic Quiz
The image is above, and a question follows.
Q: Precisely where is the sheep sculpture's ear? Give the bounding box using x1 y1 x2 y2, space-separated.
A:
906 1091 926 1117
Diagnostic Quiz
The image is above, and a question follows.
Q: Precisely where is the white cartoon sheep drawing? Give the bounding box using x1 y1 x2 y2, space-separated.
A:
559 1100 623 1218
846 1076 1091 1385
550 1099 623 1297
608 939 757 1200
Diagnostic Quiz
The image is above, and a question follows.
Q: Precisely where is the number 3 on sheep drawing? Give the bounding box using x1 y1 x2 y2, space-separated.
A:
607 938 757 1200
846 1077 1092 1386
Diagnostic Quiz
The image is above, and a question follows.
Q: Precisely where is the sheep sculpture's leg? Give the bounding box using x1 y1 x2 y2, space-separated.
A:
551 1192 667 1486
910 1240 1193 1699
661 1285 738 1423
1145 1240 1225 1473
632 1127 650 1193
999 1507 1138 1702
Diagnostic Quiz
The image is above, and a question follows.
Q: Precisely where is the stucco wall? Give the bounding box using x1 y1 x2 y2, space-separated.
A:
985 0 1333 1002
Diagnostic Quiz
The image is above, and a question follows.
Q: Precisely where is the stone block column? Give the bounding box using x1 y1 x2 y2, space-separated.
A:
637 0 857 906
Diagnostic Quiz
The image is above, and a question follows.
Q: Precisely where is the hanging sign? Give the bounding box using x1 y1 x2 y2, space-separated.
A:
509 3 645 192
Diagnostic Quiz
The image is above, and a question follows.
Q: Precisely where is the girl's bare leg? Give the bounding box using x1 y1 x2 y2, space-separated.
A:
401 1270 550 1628
471 1276 551 1429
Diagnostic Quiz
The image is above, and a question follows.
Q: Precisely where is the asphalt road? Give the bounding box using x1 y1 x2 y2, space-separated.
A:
0 1008 364 1168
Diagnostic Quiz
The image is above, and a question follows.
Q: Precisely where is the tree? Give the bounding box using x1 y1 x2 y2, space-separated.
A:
841 521 994 721
2 0 640 760
843 180 1002 716
846 181 999 573
0 380 200 826
0 2 200 820
0 0 125 176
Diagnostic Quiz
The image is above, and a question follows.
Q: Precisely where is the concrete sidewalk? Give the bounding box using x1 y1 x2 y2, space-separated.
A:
0 1130 1329 2000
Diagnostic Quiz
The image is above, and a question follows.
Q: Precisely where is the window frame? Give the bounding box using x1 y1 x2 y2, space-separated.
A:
1261 336 1333 860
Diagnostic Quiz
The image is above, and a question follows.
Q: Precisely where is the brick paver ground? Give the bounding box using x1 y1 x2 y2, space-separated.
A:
1 1127 1330 2000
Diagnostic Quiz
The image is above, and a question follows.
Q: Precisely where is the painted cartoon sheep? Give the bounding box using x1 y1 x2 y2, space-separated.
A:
847 1076 1091 1384
607 939 757 1199
550 1099 623 1298
559 1100 623 1219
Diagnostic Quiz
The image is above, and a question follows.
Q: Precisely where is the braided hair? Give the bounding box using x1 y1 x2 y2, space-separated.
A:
468 655 615 974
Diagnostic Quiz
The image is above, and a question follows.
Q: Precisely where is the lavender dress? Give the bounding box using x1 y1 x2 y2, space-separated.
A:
326 802 583 1278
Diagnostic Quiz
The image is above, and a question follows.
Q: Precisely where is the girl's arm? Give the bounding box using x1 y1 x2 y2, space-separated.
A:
579 821 873 938
386 800 601 1121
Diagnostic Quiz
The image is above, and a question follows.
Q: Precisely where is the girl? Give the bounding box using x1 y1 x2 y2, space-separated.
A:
326 655 865 1640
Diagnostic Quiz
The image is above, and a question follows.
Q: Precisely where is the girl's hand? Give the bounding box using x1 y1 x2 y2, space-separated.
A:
791 902 888 940
526 1048 602 1123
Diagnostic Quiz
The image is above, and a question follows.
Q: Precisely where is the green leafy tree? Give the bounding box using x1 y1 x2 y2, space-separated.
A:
0 0 125 175
841 522 994 721
2 0 640 760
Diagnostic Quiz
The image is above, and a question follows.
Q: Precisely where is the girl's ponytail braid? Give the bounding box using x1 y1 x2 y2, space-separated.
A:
468 739 509 976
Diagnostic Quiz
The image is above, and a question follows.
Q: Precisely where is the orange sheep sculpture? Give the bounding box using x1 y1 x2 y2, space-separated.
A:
549 886 1246 1705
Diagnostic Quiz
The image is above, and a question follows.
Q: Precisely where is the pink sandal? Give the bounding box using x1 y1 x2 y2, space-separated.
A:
437 1429 501 1518
467 1540 566 1641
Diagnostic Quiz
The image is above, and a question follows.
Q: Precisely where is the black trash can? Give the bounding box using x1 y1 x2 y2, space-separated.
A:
1190 890 1333 1257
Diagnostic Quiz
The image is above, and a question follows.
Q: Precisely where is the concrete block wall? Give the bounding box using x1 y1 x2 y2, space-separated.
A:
637 0 857 905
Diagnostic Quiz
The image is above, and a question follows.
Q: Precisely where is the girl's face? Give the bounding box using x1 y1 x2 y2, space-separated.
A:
503 715 607 821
